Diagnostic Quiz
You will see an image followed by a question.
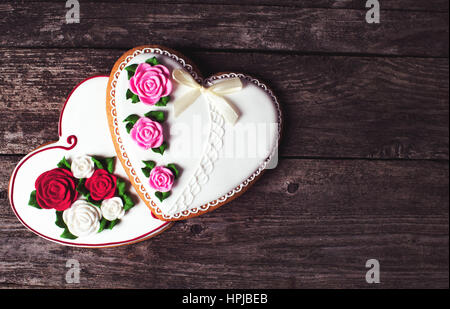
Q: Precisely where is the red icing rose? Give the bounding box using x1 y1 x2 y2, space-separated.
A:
85 169 117 201
35 168 78 211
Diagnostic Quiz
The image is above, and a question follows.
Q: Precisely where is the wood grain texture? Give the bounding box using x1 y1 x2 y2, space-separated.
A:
11 0 448 12
0 2 448 56
0 48 448 159
10 0 449 11
0 0 448 290
0 156 448 288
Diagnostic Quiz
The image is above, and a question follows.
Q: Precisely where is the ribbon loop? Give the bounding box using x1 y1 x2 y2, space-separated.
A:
172 68 201 90
172 69 242 125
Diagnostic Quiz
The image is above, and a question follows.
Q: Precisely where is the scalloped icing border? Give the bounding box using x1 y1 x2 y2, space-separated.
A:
106 45 282 221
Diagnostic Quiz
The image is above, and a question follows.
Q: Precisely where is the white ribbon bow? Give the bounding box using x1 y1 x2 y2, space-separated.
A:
172 69 242 125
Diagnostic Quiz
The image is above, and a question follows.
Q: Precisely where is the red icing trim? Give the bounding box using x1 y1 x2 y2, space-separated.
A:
9 76 170 247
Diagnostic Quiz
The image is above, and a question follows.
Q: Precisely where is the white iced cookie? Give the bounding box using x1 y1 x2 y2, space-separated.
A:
101 197 125 221
63 200 102 237
71 155 95 179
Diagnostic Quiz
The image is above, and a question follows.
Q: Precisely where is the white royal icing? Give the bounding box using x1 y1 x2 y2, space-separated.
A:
63 200 102 237
167 102 225 214
101 197 125 221
71 155 95 179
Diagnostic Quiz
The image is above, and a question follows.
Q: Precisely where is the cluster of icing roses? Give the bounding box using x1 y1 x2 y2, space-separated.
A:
28 155 135 239
123 56 181 203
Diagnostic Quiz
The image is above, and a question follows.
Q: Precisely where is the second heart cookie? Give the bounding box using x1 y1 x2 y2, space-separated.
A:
106 46 282 221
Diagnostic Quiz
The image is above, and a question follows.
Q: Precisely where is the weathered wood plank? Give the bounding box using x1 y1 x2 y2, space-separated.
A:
224 0 450 11
0 156 447 288
0 2 448 56
7 0 449 12
0 48 448 159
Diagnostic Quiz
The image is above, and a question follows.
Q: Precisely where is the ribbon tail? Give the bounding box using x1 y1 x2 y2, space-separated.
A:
173 88 201 117
206 92 240 125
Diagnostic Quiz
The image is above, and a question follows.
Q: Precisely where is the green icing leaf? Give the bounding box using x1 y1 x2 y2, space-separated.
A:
126 122 135 134
57 157 71 171
55 211 65 228
122 194 135 211
142 160 156 169
116 178 126 197
167 163 179 179
28 190 41 209
123 114 140 125
126 88 133 99
125 64 138 80
125 89 139 103
161 96 170 104
91 157 104 170
86 194 101 207
55 211 77 239
109 219 119 230
60 227 77 240
76 178 89 197
144 111 165 123
141 167 151 178
141 160 156 177
98 217 109 233
145 57 159 66
155 96 170 106
155 191 171 202
126 64 138 71
126 89 134 99
126 89 140 103
89 156 115 173
105 157 115 174
151 142 167 155
131 94 140 104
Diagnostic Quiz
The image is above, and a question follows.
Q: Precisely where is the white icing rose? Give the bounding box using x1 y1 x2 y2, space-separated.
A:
100 197 125 221
63 200 102 237
71 155 95 179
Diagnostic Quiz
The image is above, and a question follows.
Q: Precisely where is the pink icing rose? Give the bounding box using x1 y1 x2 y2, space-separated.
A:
149 166 174 192
129 63 173 105
130 117 164 149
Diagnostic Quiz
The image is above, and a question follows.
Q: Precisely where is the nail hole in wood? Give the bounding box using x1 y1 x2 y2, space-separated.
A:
190 224 203 235
287 183 299 194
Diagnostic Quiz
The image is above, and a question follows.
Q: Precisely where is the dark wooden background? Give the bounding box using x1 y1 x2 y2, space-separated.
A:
0 0 448 289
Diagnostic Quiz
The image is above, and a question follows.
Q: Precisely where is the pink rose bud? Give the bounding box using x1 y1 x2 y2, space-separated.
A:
129 63 173 105
149 166 174 192
130 117 164 149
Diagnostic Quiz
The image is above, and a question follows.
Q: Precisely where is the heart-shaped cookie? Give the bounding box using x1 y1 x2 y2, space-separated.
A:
107 46 282 221
9 76 172 247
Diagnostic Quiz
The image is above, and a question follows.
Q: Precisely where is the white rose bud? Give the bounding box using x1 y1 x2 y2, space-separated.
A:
63 200 102 237
101 197 125 221
71 155 95 179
